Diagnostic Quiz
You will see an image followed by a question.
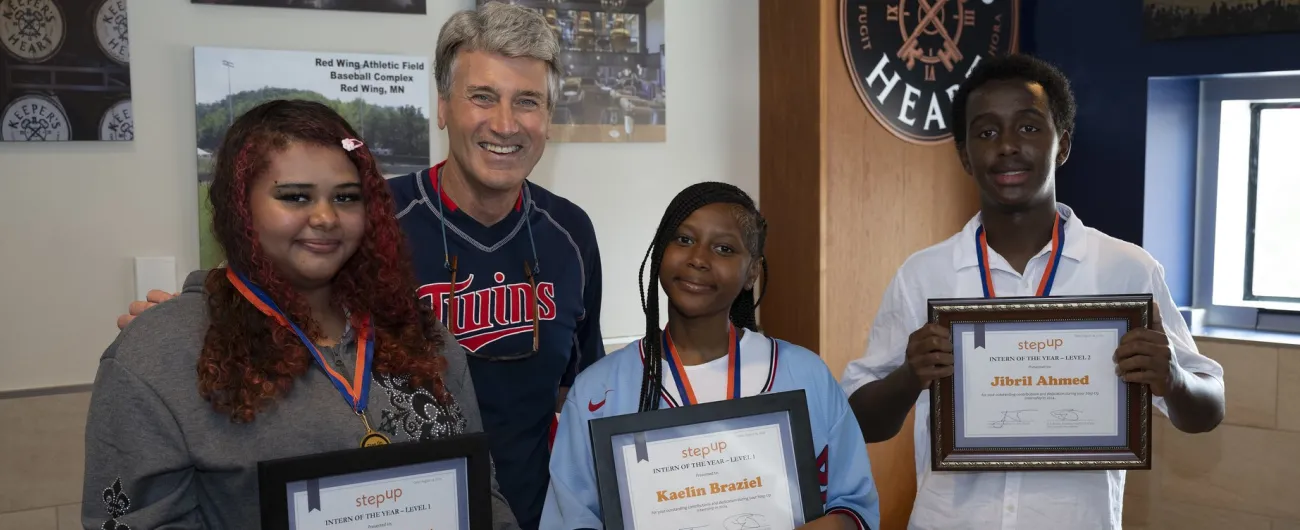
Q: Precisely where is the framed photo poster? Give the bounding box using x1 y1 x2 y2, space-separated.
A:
1 0 133 141
190 0 426 15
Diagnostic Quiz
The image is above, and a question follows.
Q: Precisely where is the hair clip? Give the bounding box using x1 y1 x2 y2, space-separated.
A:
341 138 364 152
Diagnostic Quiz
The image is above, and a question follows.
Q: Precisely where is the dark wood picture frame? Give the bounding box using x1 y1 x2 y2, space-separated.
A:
257 432 492 530
190 0 427 15
927 294 1154 472
589 390 825 530
1143 0 1300 41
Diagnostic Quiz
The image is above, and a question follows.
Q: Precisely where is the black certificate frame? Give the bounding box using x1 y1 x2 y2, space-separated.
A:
589 389 825 530
257 432 492 530
928 294 1155 472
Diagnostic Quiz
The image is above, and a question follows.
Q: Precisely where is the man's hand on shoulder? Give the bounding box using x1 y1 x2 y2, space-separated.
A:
116 290 177 330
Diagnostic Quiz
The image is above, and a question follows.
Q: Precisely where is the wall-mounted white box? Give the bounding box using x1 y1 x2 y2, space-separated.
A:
134 257 176 300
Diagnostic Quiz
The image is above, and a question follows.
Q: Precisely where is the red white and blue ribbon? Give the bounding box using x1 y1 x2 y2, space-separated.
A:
975 212 1065 299
226 268 374 414
661 322 743 405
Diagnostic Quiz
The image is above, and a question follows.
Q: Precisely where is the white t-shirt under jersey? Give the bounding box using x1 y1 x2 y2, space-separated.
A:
680 330 766 404
682 353 731 403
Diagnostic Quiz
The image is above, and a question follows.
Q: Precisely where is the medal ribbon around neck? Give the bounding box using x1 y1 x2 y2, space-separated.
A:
226 268 375 414
661 322 743 405
975 212 1065 298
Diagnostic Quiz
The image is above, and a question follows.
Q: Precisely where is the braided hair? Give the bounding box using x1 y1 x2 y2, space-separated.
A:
636 182 769 412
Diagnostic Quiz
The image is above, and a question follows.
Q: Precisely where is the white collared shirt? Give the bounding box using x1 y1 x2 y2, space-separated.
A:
839 203 1224 530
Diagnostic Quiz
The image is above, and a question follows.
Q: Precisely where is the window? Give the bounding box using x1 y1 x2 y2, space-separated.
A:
1194 79 1300 334
1244 103 1300 305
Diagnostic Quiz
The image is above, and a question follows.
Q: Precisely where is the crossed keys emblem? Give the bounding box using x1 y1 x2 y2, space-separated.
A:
8 114 57 141
4 1 51 40
889 0 975 79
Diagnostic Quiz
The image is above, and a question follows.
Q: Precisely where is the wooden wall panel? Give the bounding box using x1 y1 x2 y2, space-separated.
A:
817 0 978 407
758 0 822 353
816 0 978 523
817 1 978 526
761 1 980 528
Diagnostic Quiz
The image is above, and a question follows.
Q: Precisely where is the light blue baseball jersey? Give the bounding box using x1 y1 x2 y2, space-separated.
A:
541 328 881 529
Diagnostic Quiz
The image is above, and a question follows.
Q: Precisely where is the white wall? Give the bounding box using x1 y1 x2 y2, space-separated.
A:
0 0 759 392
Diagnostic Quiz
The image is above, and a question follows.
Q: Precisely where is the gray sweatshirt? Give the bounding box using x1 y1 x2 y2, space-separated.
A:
82 270 520 530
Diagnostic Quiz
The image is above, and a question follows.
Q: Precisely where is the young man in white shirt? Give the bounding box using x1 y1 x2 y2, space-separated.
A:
839 53 1226 530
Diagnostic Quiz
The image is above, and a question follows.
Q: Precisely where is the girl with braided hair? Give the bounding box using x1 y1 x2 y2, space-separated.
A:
81 100 519 530
541 182 880 529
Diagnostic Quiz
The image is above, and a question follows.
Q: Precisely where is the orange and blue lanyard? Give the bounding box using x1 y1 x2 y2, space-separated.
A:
226 268 374 414
661 322 743 405
975 213 1065 298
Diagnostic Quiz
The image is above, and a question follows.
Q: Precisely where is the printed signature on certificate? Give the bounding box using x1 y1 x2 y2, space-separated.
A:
1050 409 1085 421
989 409 1036 429
723 512 770 530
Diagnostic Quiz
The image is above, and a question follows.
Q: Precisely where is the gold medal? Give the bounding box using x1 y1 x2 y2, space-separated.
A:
361 431 390 447
358 410 389 447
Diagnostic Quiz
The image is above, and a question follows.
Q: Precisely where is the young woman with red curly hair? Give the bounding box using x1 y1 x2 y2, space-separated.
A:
81 100 519 530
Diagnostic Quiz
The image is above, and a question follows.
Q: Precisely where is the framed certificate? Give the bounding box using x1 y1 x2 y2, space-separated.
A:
589 390 825 530
257 432 492 530
928 294 1154 472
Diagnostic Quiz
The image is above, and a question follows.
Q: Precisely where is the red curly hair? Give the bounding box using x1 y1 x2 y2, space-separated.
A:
200 99 449 423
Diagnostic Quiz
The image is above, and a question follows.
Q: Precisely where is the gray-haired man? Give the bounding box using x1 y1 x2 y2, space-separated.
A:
390 5 606 528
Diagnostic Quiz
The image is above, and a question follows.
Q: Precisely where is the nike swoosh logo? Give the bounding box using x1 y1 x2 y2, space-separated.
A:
588 389 614 412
